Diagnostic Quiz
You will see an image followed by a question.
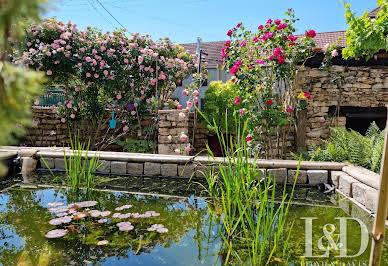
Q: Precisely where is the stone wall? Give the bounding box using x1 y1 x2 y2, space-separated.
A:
24 107 150 151
295 65 388 146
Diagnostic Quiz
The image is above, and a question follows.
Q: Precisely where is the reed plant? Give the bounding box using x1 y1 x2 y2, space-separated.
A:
197 108 298 265
64 133 102 189
41 133 102 189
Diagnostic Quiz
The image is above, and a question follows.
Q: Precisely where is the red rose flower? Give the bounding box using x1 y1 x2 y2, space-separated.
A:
227 29 233 37
246 136 253 141
305 30 316 38
266 100 273 106
304 92 311 99
234 97 242 105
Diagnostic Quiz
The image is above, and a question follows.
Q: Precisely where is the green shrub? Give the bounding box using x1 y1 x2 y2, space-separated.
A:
300 122 385 173
201 81 242 133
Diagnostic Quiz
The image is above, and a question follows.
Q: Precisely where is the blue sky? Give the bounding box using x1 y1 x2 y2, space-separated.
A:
44 0 378 44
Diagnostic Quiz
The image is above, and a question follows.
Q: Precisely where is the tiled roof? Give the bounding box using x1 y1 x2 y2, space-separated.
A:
368 7 381 18
181 30 346 67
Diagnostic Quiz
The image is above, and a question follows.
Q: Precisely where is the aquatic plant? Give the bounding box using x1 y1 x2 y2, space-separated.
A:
198 108 298 265
64 134 103 189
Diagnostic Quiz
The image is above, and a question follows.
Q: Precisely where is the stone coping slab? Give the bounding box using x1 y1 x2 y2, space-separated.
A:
342 165 380 190
1 146 347 170
0 151 17 160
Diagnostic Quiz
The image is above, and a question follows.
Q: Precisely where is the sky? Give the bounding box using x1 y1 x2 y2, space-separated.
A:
44 0 378 44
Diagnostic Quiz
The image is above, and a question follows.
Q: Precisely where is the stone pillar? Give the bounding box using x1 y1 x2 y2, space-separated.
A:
158 110 191 155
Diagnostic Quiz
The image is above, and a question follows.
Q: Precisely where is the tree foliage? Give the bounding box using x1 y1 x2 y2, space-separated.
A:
342 0 388 60
0 0 46 176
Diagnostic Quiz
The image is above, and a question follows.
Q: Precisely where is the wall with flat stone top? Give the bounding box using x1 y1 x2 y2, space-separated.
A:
295 65 388 146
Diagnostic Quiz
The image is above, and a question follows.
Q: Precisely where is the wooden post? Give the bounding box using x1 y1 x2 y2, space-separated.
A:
296 109 307 151
369 109 388 265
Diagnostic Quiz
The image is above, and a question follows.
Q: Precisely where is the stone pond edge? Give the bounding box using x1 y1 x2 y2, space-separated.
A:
0 146 381 215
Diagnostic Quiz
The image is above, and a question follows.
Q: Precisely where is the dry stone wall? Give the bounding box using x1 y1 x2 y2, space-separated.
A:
24 107 150 151
294 65 388 146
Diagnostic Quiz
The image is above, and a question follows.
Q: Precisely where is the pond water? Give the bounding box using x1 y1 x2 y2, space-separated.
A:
0 173 387 265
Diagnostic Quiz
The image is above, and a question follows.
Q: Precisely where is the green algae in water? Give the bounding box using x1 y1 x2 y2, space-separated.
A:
0 184 388 264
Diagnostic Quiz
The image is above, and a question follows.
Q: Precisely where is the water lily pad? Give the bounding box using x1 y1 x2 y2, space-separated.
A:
45 229 68 238
71 201 98 208
48 206 69 213
97 240 109 245
100 211 111 217
48 202 64 207
49 216 72 225
115 205 133 211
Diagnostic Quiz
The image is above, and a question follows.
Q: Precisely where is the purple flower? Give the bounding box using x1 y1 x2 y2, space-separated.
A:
126 104 135 111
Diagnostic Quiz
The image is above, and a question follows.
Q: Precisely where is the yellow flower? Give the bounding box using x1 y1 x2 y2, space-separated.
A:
297 92 307 100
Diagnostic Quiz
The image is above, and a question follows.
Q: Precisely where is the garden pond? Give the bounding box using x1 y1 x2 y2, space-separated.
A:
0 172 387 265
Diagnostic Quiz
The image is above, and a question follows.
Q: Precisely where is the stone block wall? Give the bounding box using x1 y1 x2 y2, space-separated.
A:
294 65 388 146
24 107 150 151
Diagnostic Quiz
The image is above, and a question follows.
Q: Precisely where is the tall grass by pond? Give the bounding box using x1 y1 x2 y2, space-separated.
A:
198 109 298 265
41 133 102 189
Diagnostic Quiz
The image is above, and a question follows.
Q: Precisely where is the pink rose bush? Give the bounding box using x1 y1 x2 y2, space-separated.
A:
221 9 316 158
19 18 198 150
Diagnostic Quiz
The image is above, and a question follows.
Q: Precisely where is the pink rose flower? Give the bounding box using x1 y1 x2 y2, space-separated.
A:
94 73 99 78
319 117 326 123
286 107 293 113
180 133 187 142
227 29 233 37
175 148 180 155
34 99 40 105
86 72 91 78
46 70 52 76
131 111 136 116
66 103 72 108
61 118 66 123
116 94 122 100
177 104 183 110
123 126 129 131
234 97 241 105
331 49 338 57
182 90 188 96
274 19 281 25
70 114 75 119
103 70 108 76
184 146 191 152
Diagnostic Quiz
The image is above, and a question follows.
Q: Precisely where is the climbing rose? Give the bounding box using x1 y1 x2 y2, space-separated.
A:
61 118 66 123
116 94 122 100
305 30 316 38
46 70 52 76
70 114 75 119
277 23 287 30
187 101 193 108
274 19 281 25
234 97 241 105
182 90 188 96
285 107 293 113
266 100 273 106
180 133 187 142
184 146 191 152
227 29 233 37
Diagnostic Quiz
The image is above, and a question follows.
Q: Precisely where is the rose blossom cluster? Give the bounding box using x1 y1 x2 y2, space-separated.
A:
21 18 197 130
